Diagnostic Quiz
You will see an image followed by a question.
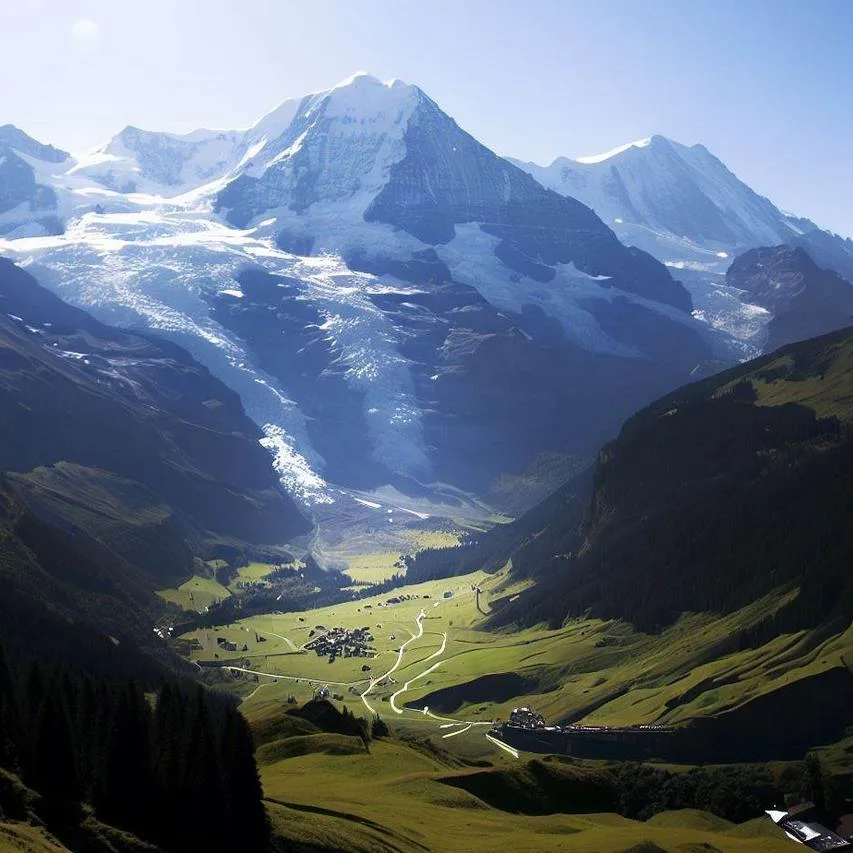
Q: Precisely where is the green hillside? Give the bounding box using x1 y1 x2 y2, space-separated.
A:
493 325 853 637
242 697 807 853
335 326 853 767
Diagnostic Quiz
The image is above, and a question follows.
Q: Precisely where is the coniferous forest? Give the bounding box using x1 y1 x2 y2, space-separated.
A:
0 643 268 853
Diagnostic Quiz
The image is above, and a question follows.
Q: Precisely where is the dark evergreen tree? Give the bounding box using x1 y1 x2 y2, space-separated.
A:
802 753 826 810
153 681 186 839
72 676 101 801
371 714 390 738
0 644 19 771
27 684 79 806
222 706 269 850
0 647 270 852
22 663 45 730
181 686 228 847
95 683 154 831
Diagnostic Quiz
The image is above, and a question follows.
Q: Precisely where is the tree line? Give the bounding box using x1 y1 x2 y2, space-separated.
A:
0 643 268 852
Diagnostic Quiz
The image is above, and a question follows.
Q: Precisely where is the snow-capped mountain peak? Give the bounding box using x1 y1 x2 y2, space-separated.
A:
512 133 811 257
0 124 69 163
68 124 244 196
246 73 417 145
213 74 693 317
220 73 422 224
510 132 853 356
575 135 654 164
5 77 809 505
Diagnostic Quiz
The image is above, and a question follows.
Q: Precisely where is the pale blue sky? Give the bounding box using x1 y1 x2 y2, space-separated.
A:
3 0 852 236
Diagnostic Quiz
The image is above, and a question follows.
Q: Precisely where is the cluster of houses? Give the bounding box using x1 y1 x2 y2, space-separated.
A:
378 592 422 607
305 626 375 662
215 636 247 653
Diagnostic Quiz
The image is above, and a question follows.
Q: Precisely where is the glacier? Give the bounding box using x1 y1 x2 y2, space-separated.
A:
2 206 441 502
0 74 761 504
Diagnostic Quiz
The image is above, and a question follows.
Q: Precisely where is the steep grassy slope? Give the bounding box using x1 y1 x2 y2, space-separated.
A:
501 324 853 635
0 480 179 672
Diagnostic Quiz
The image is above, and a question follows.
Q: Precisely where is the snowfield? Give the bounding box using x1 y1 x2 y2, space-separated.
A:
1 207 431 503
7 72 836 504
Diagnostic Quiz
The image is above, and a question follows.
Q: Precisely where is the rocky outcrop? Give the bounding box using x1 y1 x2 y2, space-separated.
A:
727 245 853 349
0 126 67 235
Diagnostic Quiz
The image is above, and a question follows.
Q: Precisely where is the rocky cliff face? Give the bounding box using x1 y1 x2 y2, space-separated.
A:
0 126 68 236
727 246 853 350
210 267 710 493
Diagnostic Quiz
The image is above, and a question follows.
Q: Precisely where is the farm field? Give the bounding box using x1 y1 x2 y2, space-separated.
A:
338 550 405 585
335 532 464 585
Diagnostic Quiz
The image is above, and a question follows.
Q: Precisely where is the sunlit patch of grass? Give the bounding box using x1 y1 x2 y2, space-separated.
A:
157 574 231 612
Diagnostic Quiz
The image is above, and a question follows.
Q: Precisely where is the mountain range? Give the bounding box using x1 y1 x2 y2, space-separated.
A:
2 71 853 853
1 73 851 508
512 135 853 354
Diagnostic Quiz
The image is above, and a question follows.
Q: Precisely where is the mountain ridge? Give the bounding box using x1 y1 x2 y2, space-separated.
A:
493 322 853 634
0 75 719 500
2 74 849 505
0 257 308 568
726 245 853 351
512 132 853 358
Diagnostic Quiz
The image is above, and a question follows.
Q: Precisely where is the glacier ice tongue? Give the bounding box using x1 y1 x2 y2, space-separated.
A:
0 204 432 503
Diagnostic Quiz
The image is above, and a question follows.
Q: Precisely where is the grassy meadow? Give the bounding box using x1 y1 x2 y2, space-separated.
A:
186 562 853 738
157 574 231 612
254 726 799 853
173 529 852 853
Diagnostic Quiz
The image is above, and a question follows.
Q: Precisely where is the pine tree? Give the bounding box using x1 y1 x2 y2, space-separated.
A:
801 753 826 811
153 682 187 842
73 676 101 801
0 653 271 851
95 683 154 832
182 686 227 847
0 644 20 771
221 707 268 850
22 663 45 725
27 684 79 807
371 714 390 739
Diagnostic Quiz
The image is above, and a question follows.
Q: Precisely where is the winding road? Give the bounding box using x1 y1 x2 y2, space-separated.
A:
485 732 519 758
360 608 427 715
225 595 515 757
389 630 447 713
